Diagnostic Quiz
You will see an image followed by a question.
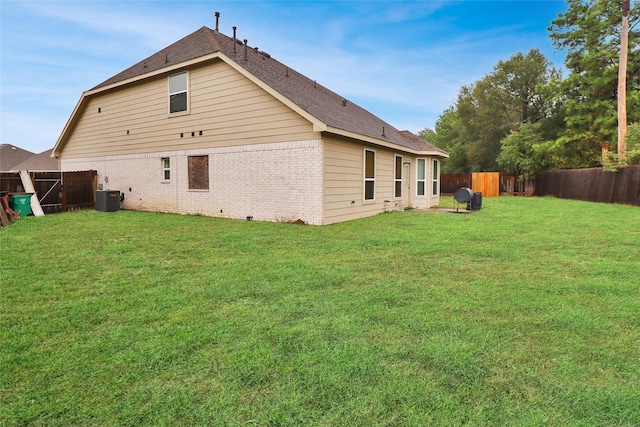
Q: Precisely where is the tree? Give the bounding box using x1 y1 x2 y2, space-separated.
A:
420 107 470 173
454 49 560 171
548 0 640 165
626 123 640 164
497 113 565 179
618 0 631 162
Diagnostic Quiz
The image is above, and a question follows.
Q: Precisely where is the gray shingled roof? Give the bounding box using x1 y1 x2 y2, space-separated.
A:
93 26 447 156
11 149 59 172
0 144 35 172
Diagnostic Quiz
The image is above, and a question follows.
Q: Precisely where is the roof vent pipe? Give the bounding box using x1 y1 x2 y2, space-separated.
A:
215 12 220 32
244 39 248 61
233 26 237 54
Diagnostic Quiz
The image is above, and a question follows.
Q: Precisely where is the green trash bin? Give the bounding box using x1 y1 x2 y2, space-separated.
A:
9 194 33 216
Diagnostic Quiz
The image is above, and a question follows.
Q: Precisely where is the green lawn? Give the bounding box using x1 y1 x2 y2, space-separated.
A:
1 197 639 426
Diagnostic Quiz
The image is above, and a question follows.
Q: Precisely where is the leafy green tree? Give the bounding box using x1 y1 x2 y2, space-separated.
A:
498 124 546 179
455 49 560 171
608 122 640 167
548 0 640 165
420 107 469 173
627 123 640 164
498 112 566 179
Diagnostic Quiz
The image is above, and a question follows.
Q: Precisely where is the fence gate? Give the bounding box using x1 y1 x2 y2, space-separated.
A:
62 170 97 211
471 172 500 197
33 172 63 214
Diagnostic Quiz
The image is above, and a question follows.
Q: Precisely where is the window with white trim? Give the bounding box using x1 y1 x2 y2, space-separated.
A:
394 155 402 198
162 158 170 180
169 72 188 114
432 159 439 195
364 149 375 201
416 158 426 196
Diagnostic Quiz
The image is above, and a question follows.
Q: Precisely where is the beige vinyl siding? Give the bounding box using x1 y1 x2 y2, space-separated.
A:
60 60 317 159
323 135 397 225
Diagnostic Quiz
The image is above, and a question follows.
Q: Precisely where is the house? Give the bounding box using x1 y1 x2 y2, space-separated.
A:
11 149 60 172
53 19 448 225
1 145 35 172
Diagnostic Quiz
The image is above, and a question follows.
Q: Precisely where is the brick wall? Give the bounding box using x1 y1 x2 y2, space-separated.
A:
61 139 324 224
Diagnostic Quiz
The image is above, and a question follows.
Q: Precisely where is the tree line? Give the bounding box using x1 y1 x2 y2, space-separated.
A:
422 0 639 178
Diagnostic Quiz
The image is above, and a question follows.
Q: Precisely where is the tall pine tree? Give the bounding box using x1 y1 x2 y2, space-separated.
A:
548 0 640 166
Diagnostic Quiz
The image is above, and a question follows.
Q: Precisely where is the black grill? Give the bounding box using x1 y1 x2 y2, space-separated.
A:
454 187 482 211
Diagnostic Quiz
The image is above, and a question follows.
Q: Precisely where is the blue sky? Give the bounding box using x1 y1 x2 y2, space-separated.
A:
1 0 568 154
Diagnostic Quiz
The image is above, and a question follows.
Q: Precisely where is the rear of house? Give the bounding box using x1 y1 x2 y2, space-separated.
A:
323 134 442 224
53 24 447 225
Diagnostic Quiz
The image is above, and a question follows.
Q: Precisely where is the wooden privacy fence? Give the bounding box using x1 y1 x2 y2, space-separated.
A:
536 166 640 206
499 174 535 196
440 174 472 194
0 170 97 213
441 173 534 196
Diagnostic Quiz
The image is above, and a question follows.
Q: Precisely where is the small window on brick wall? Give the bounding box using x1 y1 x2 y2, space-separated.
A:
162 158 170 180
188 155 209 190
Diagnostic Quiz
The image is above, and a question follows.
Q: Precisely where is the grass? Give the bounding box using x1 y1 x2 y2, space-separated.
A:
1 196 639 426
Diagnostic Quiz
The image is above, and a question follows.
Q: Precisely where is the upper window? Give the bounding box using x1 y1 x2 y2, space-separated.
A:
188 155 209 190
417 158 426 196
432 159 439 195
394 155 403 198
162 158 170 180
169 72 188 114
364 149 375 201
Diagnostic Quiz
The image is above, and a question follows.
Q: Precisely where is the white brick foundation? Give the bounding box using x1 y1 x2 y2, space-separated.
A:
61 140 324 225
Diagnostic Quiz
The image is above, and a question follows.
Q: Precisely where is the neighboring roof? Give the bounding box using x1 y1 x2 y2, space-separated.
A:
11 149 59 172
0 144 35 172
56 25 447 158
